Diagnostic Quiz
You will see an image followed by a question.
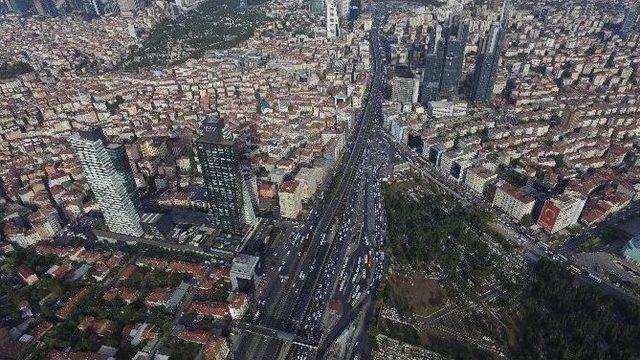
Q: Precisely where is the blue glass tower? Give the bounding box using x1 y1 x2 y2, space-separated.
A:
469 23 505 103
440 15 469 95
619 4 639 40
421 14 468 105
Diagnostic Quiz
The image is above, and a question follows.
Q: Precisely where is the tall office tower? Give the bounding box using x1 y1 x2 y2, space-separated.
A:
421 25 445 103
69 126 143 237
33 0 47 15
1 0 12 14
75 0 117 16
23 0 53 15
468 23 505 103
336 0 349 19
439 15 469 95
499 0 511 25
326 0 340 38
619 3 639 40
420 14 468 104
392 65 420 105
195 116 254 234
8 0 31 15
79 0 101 16
99 0 118 14
42 0 58 15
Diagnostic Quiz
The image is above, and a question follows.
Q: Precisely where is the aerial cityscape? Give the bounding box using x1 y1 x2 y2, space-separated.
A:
0 0 640 359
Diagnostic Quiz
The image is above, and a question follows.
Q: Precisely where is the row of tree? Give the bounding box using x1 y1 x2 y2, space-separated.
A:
0 61 33 80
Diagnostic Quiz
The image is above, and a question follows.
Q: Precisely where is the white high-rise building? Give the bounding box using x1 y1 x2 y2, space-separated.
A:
241 176 257 226
326 0 340 38
69 126 143 237
336 0 350 19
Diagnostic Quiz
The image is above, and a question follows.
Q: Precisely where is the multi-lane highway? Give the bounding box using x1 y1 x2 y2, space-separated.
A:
285 123 393 359
235 4 640 358
234 6 640 360
234 14 388 360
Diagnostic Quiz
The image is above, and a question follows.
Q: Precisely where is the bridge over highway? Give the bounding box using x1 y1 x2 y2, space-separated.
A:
232 321 319 350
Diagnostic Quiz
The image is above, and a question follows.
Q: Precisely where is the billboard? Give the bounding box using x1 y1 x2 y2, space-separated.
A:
538 200 560 233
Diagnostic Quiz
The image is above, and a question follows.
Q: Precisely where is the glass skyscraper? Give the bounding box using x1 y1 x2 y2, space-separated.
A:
439 15 469 95
69 126 143 236
195 115 253 234
421 24 446 104
619 4 639 40
468 23 505 103
421 14 469 104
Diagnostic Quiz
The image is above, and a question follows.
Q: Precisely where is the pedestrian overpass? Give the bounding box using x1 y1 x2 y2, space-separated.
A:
232 321 319 349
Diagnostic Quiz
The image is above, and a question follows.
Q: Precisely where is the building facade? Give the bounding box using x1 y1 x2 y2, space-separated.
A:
469 23 505 103
623 234 640 263
336 0 349 19
427 100 468 118
492 181 535 221
310 0 324 15
326 0 340 38
421 14 469 104
392 66 420 104
422 24 446 103
464 165 497 195
439 15 469 95
69 126 143 236
115 0 143 15
230 254 259 292
619 4 639 39
537 193 586 234
279 180 302 219
195 116 252 234
174 0 205 12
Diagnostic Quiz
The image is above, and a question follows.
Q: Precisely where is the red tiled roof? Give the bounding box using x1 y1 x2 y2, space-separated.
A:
177 329 212 345
189 301 229 318
56 288 90 320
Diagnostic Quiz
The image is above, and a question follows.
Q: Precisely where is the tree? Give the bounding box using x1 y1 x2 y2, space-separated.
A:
513 259 640 359
520 213 533 226
0 61 33 80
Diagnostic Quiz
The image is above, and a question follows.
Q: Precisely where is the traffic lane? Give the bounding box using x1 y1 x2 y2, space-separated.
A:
243 27 386 358
289 121 378 329
295 119 378 335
